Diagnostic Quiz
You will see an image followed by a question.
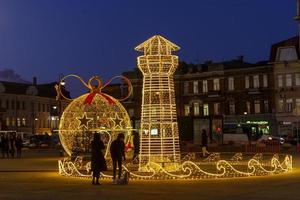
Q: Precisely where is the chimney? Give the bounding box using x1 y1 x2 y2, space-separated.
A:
32 77 37 85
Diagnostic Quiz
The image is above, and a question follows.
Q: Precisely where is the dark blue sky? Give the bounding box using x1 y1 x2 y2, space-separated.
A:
0 0 297 87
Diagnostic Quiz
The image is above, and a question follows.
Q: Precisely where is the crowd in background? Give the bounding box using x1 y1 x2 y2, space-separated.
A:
0 132 23 158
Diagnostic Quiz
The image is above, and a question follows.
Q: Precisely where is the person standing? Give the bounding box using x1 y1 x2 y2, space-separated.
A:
1 133 7 158
201 129 209 157
15 135 23 158
91 132 107 185
110 133 125 183
9 134 16 158
132 131 140 162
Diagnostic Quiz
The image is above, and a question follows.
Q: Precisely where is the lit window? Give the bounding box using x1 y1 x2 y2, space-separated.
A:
228 77 234 91
286 99 293 112
213 79 220 91
245 76 249 89
278 75 283 87
184 105 190 116
253 75 260 88
254 100 261 114
246 101 251 114
193 102 199 116
17 118 21 127
6 117 10 126
11 117 15 126
22 118 26 126
286 74 292 87
278 99 284 112
229 101 235 115
203 104 209 116
264 100 269 113
263 75 268 87
296 73 300 86
193 81 198 94
276 46 298 61
214 103 220 115
202 80 208 93
184 82 189 94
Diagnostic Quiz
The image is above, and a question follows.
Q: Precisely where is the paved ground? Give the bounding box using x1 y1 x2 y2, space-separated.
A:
0 150 299 200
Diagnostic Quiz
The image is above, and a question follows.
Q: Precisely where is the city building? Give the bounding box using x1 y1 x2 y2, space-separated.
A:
0 77 70 135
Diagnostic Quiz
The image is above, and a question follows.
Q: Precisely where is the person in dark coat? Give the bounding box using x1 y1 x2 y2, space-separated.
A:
91 132 107 185
15 135 23 158
110 133 125 183
201 129 209 157
132 131 140 162
9 133 16 158
1 133 7 158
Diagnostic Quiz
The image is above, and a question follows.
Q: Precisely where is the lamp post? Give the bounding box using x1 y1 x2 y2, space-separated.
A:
55 73 65 131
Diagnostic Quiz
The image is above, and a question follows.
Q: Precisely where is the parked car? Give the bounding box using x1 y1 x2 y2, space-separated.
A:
258 135 285 145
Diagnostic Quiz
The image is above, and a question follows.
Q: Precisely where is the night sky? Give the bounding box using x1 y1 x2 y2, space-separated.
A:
0 0 297 95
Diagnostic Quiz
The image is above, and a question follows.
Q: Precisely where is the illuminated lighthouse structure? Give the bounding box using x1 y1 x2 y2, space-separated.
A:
135 35 181 171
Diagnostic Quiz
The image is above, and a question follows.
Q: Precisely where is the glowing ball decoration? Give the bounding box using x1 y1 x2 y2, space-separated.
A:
56 75 132 157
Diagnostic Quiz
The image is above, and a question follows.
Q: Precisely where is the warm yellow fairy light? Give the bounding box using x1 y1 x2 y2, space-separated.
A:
135 35 181 171
57 75 132 157
58 153 293 180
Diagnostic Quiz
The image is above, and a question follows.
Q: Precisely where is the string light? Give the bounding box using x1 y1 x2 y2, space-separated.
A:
58 153 293 180
135 35 181 171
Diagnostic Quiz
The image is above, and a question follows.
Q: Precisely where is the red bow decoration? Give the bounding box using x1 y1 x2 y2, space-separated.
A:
55 74 132 105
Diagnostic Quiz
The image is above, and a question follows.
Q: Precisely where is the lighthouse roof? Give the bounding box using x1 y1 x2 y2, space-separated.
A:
135 35 180 55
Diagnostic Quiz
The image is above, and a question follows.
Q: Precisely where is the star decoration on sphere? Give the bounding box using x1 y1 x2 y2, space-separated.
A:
110 113 124 129
76 113 93 129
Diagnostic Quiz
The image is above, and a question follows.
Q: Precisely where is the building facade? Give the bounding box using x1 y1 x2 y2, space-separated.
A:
0 78 70 135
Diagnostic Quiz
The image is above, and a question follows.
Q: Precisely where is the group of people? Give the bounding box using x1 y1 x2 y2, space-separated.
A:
91 131 139 185
0 133 23 158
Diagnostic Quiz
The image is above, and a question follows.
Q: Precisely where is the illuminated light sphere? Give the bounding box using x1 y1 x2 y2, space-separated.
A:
135 35 181 171
58 76 132 157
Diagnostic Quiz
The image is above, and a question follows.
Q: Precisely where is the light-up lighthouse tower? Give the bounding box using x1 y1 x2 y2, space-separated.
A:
135 35 181 171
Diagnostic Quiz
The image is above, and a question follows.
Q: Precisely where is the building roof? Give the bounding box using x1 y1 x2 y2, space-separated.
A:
269 36 299 62
0 81 71 98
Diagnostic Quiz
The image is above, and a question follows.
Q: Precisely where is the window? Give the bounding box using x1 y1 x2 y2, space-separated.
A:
17 118 21 127
128 108 134 117
264 100 269 113
228 77 234 91
16 101 20 110
6 100 9 109
263 75 268 87
193 81 198 94
229 101 235 115
184 105 190 116
278 75 283 87
253 75 260 88
296 73 300 86
286 99 293 112
193 103 200 116
254 100 260 114
246 101 251 114
296 99 300 111
278 99 284 112
202 80 208 93
184 82 189 94
6 117 9 126
11 100 15 109
11 117 15 126
203 104 209 116
42 104 45 112
214 103 220 115
276 46 298 61
213 79 220 91
245 76 250 89
22 118 26 126
286 74 292 87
